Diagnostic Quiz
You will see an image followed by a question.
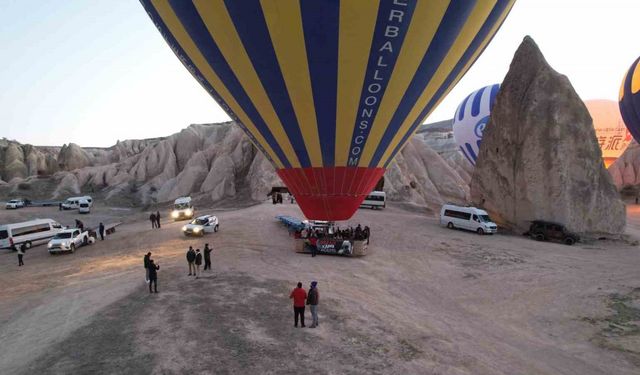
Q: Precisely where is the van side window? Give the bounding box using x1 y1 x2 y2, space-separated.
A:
444 209 471 220
472 214 478 221
0 230 8 240
13 224 52 237
52 223 62 229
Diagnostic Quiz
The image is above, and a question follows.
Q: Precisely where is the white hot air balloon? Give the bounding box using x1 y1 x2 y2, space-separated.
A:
452 84 500 165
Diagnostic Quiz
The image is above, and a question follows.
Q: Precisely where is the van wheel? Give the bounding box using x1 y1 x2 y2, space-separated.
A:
534 233 545 241
447 222 454 229
24 241 32 249
477 228 484 235
214 224 219 233
564 237 575 246
70 244 76 253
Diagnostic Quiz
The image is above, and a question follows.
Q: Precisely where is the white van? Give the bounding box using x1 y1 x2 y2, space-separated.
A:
360 191 386 210
171 196 194 221
61 196 93 210
78 199 91 214
0 219 64 250
440 204 498 235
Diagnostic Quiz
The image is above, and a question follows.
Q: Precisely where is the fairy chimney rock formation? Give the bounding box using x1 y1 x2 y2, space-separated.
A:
470 36 625 237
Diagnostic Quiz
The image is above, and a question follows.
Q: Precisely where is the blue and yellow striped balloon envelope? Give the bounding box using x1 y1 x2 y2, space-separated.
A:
140 0 516 220
620 56 640 145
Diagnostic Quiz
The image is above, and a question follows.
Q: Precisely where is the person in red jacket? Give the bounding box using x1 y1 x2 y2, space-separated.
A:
289 282 307 327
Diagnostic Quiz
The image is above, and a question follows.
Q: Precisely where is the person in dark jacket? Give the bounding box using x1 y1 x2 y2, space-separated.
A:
75 219 84 232
289 282 307 328
203 243 212 270
143 252 151 283
98 222 105 241
194 249 203 278
155 211 161 228
148 259 159 293
307 281 320 328
186 246 196 276
150 213 157 229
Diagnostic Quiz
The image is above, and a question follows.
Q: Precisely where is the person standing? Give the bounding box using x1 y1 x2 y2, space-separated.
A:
194 249 202 279
98 222 105 241
307 281 320 328
203 243 212 270
289 282 307 328
148 259 159 293
143 252 152 283
186 246 196 276
156 211 161 229
17 244 25 266
149 213 157 229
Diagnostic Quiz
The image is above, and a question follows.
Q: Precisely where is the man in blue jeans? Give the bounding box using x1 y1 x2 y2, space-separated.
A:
307 281 319 328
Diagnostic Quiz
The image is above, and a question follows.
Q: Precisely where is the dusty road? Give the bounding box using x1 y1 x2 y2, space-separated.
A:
0 202 638 374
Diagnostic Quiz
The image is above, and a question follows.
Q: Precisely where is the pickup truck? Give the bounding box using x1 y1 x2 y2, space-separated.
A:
47 228 93 254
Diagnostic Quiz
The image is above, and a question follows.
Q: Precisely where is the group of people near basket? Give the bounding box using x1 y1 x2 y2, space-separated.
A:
298 224 371 242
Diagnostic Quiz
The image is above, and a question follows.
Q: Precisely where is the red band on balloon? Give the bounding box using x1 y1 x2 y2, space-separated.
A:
277 167 385 221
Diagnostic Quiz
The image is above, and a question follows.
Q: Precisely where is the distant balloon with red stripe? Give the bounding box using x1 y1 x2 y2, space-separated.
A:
620 56 640 144
140 0 516 220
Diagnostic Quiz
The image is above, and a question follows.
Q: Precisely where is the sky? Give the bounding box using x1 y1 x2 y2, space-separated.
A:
0 0 638 147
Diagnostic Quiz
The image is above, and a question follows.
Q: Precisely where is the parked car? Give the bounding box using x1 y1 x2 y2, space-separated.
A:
440 204 498 235
527 220 579 245
182 215 219 237
5 199 25 210
47 228 92 254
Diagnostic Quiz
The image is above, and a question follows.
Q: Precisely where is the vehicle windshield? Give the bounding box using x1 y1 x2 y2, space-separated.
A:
191 218 208 225
53 232 72 239
8 200 19 203
479 215 492 223
80 204 89 207
175 203 190 210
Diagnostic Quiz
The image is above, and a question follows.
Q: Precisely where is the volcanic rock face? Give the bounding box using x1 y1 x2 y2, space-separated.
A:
1 121 471 213
470 36 625 237
609 140 640 190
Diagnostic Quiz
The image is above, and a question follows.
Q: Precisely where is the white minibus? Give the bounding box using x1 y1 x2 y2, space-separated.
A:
0 219 64 250
61 196 93 210
440 204 498 235
360 191 386 210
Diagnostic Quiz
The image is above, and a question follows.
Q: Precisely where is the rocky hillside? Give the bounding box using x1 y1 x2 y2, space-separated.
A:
0 122 471 213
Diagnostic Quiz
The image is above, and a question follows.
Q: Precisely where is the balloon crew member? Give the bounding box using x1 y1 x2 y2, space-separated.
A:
289 282 307 328
203 243 212 270
155 211 161 228
98 222 105 241
194 249 202 279
150 213 157 229
186 246 196 276
143 252 152 283
307 281 319 328
17 244 25 267
148 259 159 293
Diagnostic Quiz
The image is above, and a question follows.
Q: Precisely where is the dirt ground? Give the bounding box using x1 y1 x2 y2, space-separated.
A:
0 201 639 375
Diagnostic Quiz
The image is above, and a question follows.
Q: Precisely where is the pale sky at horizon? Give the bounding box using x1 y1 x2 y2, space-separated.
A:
1 0 638 147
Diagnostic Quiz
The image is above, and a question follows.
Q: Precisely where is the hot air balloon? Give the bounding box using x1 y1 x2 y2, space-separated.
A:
452 84 500 165
585 100 632 168
140 0 516 220
620 56 640 145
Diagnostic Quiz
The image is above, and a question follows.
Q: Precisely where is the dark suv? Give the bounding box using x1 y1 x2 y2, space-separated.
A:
527 221 579 245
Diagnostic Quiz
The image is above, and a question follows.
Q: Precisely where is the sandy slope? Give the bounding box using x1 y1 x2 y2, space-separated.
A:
0 202 638 374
